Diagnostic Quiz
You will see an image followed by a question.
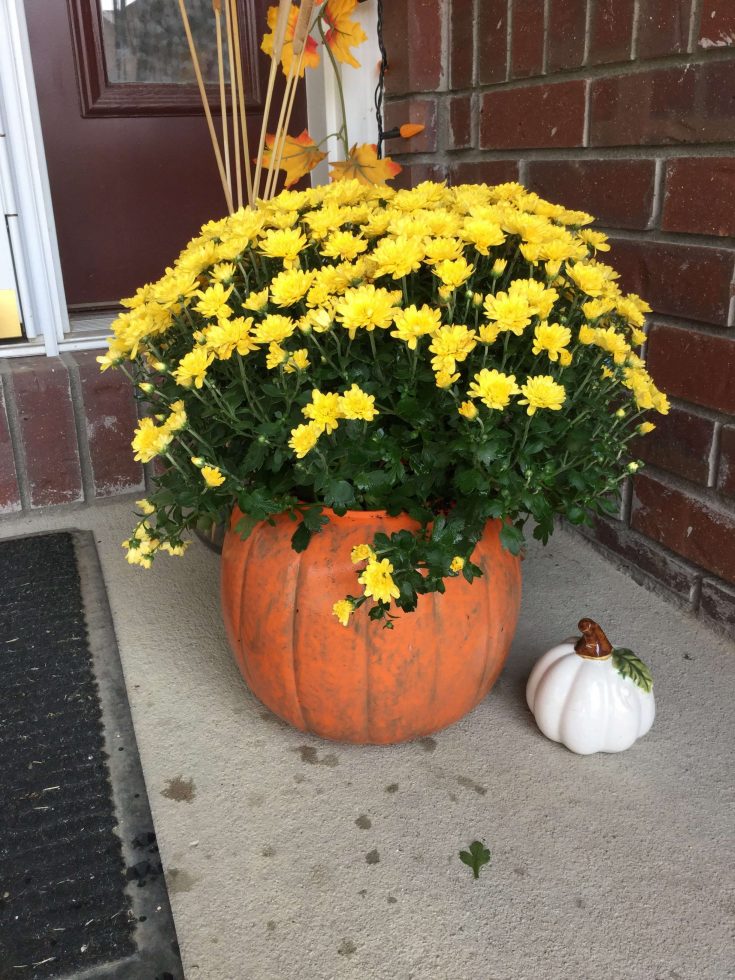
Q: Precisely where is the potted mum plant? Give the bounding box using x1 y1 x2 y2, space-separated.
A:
101 178 668 744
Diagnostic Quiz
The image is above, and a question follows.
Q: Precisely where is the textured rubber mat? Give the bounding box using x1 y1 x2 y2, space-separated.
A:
0 531 182 980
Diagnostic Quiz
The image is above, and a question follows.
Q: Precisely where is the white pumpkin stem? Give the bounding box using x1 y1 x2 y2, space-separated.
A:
574 618 613 660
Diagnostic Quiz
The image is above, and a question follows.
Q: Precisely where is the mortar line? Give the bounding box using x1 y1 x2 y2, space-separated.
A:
688 0 704 52
0 364 31 511
505 0 513 82
631 0 642 60
583 0 594 65
542 0 551 74
707 421 723 488
60 352 95 504
648 157 665 232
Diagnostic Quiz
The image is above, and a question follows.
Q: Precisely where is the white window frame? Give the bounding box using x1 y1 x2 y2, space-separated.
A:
0 0 69 357
0 0 382 358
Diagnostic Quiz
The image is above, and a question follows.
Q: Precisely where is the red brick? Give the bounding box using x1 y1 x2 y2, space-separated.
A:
609 239 735 326
717 425 735 497
637 0 692 58
11 357 82 508
700 578 735 633
384 98 437 156
547 0 587 72
477 0 509 84
449 160 520 185
588 0 635 64
662 158 735 238
71 352 144 498
590 63 735 146
480 81 586 149
390 163 448 190
581 515 700 600
383 0 444 95
451 0 475 88
511 0 545 78
632 406 714 485
0 379 21 513
699 0 735 48
448 96 473 150
527 159 656 230
631 472 735 584
646 325 735 415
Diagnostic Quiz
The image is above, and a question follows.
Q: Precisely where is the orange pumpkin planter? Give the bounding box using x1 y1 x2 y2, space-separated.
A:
221 508 522 744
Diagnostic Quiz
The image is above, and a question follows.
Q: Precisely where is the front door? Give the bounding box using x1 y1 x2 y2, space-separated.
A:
24 0 306 310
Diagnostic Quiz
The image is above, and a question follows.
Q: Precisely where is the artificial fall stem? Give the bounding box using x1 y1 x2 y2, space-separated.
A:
318 16 350 158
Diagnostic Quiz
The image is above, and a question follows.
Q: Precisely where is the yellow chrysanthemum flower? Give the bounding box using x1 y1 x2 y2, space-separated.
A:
566 262 607 297
370 234 425 279
358 558 400 604
320 231 369 262
351 543 376 563
483 291 532 336
283 348 310 373
592 326 631 365
434 257 474 290
194 283 233 320
332 599 354 627
450 556 465 572
266 342 288 369
423 237 465 265
269 269 315 308
253 314 296 345
468 369 520 410
288 421 322 458
162 400 187 433
303 389 343 433
173 347 213 388
136 498 155 515
258 227 308 267
434 369 460 389
390 304 441 349
205 317 257 359
243 287 269 312
510 279 558 319
335 285 401 339
458 400 478 420
518 375 567 415
532 322 572 362
429 324 477 374
201 465 225 488
339 384 378 422
461 218 505 255
132 417 172 463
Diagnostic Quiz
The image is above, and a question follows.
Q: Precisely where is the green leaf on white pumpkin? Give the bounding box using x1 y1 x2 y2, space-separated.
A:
612 647 654 693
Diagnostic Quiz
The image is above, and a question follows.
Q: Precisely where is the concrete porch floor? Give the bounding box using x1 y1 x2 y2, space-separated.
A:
2 498 733 980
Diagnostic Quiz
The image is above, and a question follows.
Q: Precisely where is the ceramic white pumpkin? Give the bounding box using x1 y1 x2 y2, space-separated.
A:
526 618 655 755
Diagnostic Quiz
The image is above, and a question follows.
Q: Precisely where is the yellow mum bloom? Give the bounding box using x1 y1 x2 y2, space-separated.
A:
266 342 288 369
210 261 237 283
483 291 532 336
434 257 474 290
429 324 477 374
162 400 187 433
303 389 343 433
579 323 596 345
358 557 400 604
532 322 572 361
518 376 567 415
423 237 465 265
370 235 425 279
461 218 505 254
201 465 225 488
320 231 369 262
258 227 308 267
458 400 478 420
160 541 189 557
478 322 503 345
205 317 257 359
491 258 508 277
567 262 607 297
288 420 322 458
132 417 172 463
390 304 441 349
468 369 520 410
592 326 631 365
583 298 616 321
351 543 376 563
283 348 310 373
194 283 233 320
269 269 315 308
339 384 378 422
450 556 465 572
332 599 354 627
579 229 610 252
136 498 155 515
253 314 296 345
243 287 269 312
173 347 213 388
435 369 460 389
510 279 558 319
336 285 401 339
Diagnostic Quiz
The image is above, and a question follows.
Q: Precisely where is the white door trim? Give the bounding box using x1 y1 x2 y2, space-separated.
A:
0 0 69 357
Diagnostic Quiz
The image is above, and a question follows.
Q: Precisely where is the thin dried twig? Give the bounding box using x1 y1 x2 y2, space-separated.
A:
253 0 292 200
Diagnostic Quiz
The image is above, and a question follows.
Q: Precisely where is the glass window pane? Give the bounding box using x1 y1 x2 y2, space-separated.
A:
99 0 229 85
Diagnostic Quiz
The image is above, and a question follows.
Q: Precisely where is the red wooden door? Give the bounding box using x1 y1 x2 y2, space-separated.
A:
24 0 305 309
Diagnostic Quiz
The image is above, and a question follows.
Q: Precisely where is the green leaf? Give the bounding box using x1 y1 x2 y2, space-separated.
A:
235 513 259 541
459 840 491 880
302 505 329 533
291 522 312 553
499 523 524 556
324 479 355 509
612 647 654 693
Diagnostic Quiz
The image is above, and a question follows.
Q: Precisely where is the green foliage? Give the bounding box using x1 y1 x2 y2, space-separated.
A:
459 840 492 880
612 647 654 693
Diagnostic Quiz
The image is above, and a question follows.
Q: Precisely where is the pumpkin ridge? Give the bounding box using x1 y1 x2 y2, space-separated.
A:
558 661 592 748
236 522 258 691
288 538 308 733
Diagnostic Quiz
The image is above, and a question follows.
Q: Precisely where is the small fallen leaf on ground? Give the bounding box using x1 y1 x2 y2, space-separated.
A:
459 840 491 879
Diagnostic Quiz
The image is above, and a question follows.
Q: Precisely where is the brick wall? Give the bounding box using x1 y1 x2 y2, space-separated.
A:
383 0 735 633
0 355 143 513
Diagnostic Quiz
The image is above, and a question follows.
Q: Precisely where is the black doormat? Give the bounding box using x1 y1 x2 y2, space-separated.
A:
0 531 183 980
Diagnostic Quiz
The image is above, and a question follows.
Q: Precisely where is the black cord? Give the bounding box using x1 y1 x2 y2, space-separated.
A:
373 0 387 157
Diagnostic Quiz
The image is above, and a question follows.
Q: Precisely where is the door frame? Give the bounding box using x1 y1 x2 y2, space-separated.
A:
0 0 382 358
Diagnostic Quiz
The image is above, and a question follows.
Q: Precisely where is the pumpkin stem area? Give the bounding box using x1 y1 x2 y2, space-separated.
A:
575 618 613 660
